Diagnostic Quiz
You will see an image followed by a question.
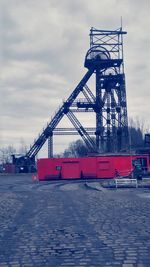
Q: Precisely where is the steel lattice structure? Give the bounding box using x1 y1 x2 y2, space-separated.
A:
14 27 130 172
85 27 129 152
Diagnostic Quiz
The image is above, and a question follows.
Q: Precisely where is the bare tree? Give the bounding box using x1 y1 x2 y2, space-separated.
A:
0 145 16 164
63 117 147 156
63 139 89 157
129 116 144 149
19 138 28 155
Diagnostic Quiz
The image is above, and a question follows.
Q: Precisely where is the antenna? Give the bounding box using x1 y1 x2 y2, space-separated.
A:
121 16 123 30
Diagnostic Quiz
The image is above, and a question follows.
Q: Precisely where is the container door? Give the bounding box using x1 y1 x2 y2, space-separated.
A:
62 161 80 179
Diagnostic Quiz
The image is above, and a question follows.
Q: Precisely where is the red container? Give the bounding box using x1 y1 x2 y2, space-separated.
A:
37 154 150 181
3 164 15 173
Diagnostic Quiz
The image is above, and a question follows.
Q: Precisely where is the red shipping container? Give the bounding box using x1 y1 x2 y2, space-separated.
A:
37 154 150 181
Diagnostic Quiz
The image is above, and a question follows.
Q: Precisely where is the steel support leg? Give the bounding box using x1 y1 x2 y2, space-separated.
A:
48 135 53 158
96 68 101 152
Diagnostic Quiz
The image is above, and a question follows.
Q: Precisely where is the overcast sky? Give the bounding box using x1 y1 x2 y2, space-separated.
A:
0 0 150 157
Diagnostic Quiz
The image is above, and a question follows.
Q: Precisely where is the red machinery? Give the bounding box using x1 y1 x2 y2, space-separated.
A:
37 154 150 180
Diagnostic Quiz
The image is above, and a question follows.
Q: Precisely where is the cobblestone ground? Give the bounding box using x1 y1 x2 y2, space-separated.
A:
0 175 150 267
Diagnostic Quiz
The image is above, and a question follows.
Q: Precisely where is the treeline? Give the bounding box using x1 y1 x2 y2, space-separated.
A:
0 139 27 164
0 117 149 163
61 117 148 157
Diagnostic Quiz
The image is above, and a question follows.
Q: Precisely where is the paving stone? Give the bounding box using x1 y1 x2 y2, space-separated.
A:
0 175 150 266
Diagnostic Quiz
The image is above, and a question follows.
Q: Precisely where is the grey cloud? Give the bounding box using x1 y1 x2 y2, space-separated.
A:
0 0 150 155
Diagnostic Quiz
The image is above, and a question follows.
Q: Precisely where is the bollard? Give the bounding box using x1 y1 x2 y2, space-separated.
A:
32 174 38 182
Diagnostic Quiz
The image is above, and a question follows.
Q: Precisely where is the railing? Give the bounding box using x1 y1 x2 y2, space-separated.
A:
115 178 138 188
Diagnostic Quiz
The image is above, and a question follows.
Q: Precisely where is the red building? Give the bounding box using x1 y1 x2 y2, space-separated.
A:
37 154 150 181
2 163 15 174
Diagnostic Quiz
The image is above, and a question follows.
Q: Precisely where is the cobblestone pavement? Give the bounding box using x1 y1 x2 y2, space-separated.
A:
0 175 150 267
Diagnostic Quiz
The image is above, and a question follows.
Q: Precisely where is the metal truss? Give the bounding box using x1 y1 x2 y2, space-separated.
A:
66 111 97 152
26 69 94 158
53 127 96 135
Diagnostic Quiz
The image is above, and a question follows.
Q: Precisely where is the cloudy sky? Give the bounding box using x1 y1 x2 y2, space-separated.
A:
0 0 150 157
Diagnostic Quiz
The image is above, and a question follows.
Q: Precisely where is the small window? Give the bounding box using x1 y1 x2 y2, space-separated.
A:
56 166 61 171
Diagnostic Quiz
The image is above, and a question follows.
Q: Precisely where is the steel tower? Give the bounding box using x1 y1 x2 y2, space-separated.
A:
85 27 129 152
14 27 130 172
27 27 129 158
